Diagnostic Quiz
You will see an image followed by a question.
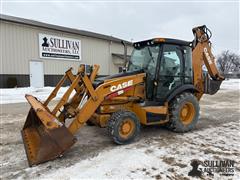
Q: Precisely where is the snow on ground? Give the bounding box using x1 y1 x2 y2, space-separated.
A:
0 86 73 104
220 78 240 90
41 121 240 179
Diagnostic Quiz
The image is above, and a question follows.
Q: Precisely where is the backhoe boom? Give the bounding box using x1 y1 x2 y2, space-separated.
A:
192 25 224 97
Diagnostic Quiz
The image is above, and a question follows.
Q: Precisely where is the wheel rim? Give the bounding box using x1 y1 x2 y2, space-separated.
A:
180 102 195 125
119 118 135 138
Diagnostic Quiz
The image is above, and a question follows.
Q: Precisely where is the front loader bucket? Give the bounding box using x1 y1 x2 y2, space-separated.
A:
21 95 76 166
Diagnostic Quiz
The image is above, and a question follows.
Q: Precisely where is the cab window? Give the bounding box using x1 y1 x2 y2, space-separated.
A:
159 45 182 76
128 45 159 78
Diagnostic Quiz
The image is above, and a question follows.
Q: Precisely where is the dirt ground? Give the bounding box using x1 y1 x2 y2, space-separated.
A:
0 88 239 179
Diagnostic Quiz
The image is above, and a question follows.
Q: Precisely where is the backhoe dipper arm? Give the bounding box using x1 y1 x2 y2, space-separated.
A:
192 25 224 97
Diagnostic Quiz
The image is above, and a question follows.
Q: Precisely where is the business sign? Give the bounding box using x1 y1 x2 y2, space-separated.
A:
39 34 81 60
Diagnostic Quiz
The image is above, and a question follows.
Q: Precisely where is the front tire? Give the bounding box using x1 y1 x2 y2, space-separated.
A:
107 110 140 144
167 92 200 132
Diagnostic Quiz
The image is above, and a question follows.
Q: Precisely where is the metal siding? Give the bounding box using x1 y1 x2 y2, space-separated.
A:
128 46 134 55
111 42 124 55
110 42 133 55
109 42 133 75
0 21 4 73
80 37 110 75
1 21 130 76
1 22 37 74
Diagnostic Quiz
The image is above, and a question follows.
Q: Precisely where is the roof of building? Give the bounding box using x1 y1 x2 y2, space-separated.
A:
0 14 132 45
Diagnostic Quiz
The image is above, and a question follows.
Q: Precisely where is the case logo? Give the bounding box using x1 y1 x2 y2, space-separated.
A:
204 47 213 65
110 80 133 92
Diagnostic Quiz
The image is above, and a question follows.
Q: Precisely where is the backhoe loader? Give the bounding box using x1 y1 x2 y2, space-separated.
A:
21 25 224 166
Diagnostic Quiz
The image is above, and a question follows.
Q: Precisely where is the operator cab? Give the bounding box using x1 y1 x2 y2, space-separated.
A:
128 38 193 103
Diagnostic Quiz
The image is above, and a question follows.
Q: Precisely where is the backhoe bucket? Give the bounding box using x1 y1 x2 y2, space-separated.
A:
21 95 76 166
204 74 224 95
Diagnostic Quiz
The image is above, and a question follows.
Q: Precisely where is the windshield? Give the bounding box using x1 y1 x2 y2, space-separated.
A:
128 45 160 73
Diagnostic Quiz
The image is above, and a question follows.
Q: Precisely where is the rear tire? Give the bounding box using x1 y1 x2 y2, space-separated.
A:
107 110 140 144
167 92 200 132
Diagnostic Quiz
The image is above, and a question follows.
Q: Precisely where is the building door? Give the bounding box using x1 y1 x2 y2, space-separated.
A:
29 61 44 87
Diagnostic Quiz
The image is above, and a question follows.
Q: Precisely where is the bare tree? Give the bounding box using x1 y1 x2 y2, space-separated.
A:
231 54 240 72
217 50 240 74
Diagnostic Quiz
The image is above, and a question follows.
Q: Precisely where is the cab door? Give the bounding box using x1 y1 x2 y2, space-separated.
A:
144 45 160 100
154 44 184 102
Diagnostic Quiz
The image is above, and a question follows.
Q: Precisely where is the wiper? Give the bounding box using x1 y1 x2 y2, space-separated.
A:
148 47 155 63
147 47 153 58
143 47 154 70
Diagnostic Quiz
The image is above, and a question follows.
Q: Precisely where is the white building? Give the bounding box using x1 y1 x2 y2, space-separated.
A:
0 14 132 88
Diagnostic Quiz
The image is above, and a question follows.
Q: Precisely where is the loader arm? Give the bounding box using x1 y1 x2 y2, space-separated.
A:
22 64 145 166
192 25 224 98
68 73 145 134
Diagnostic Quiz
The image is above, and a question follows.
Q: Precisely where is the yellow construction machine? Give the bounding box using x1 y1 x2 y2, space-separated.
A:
21 25 224 166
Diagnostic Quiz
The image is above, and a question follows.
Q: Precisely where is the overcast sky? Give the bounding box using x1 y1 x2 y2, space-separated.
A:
1 0 239 54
